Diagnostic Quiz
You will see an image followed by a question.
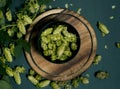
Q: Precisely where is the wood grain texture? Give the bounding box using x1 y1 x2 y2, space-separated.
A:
25 9 97 81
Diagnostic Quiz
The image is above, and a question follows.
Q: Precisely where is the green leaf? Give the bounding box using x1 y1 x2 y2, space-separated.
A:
0 10 5 25
0 47 2 54
0 0 6 8
14 45 23 58
0 80 13 89
15 39 30 52
0 30 13 46
0 61 6 75
14 39 30 57
0 67 6 75
2 75 10 83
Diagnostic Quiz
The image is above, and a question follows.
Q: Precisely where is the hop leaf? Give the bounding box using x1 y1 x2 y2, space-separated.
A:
0 60 6 75
14 39 30 58
0 10 5 25
0 30 13 46
0 0 6 8
0 80 13 89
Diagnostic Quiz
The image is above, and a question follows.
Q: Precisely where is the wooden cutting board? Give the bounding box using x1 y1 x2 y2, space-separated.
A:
25 9 97 81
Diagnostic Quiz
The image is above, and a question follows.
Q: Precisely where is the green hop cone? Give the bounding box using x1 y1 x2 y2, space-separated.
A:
13 71 21 85
71 79 79 88
50 82 61 89
6 8 12 21
97 22 110 36
15 66 25 73
6 67 14 77
17 20 26 35
28 75 38 85
3 48 12 62
22 15 32 25
37 80 50 88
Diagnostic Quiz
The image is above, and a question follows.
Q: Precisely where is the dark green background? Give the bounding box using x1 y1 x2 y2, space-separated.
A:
10 0 120 89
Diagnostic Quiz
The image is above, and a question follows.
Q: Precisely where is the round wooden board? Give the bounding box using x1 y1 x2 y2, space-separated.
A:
25 9 97 81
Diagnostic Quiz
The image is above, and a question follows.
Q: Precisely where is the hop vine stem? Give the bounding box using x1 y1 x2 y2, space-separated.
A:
0 24 17 30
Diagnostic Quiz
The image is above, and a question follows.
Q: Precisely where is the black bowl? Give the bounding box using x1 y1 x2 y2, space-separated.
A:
36 21 80 64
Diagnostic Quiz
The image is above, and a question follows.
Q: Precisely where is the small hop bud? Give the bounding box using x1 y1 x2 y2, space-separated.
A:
13 71 21 85
15 66 25 73
51 82 61 89
6 66 14 77
3 48 12 62
28 75 39 85
22 15 32 25
17 20 26 35
37 80 50 88
6 8 12 21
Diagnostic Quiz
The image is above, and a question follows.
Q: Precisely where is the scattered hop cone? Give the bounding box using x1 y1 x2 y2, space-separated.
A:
93 55 102 65
116 42 120 48
97 22 109 36
71 79 79 88
6 8 12 21
28 75 39 85
33 3 39 12
29 69 35 76
0 56 6 63
6 66 14 77
17 20 26 35
40 4 47 13
3 48 12 62
13 71 21 85
50 82 61 89
17 32 23 38
64 84 72 89
29 5 36 13
37 80 50 88
0 10 5 24
29 3 39 14
9 43 15 56
15 66 25 73
95 71 109 80
80 77 89 84
35 74 42 81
